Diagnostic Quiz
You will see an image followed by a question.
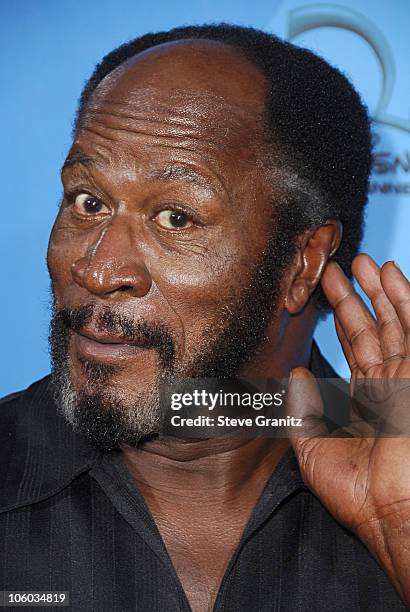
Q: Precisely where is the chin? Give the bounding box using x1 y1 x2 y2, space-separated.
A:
53 357 162 451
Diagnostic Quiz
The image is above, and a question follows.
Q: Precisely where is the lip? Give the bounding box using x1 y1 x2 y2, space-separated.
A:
73 330 150 363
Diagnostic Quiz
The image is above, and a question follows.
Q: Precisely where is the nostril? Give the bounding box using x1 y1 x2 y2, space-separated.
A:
72 254 152 297
71 258 87 286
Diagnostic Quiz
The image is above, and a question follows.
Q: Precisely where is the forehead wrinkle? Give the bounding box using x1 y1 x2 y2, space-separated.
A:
62 143 229 201
84 111 212 141
76 113 262 197
82 107 251 148
82 86 263 147
88 87 257 121
77 116 254 193
85 107 245 136
80 121 226 168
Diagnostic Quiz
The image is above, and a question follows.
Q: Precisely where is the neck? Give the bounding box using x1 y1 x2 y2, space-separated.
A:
122 437 290 511
121 436 289 612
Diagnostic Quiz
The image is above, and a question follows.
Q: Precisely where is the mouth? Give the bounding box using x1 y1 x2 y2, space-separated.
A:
73 329 151 363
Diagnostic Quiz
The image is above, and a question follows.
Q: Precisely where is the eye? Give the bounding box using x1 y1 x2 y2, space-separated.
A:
71 193 109 216
154 209 193 230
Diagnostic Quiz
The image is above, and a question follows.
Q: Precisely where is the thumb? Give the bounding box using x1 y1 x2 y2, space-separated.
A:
286 367 327 466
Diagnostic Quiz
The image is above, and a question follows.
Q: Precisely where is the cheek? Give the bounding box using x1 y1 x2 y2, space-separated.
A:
150 237 256 348
47 222 87 302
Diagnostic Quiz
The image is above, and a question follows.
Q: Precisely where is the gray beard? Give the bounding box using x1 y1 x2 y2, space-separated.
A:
53 360 164 448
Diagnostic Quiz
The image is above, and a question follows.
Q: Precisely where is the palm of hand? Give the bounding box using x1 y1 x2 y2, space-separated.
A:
289 254 410 534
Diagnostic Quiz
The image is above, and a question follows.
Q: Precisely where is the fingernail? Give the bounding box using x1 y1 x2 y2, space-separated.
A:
392 261 401 270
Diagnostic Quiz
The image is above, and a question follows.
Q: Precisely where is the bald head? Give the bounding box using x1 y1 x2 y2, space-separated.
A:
90 39 267 106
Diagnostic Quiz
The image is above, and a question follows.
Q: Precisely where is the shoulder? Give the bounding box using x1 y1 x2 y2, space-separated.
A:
0 375 54 440
0 389 25 407
0 376 101 513
0 389 23 434
0 375 53 403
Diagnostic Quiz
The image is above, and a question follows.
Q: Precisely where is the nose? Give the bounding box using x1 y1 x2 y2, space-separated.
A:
71 221 152 299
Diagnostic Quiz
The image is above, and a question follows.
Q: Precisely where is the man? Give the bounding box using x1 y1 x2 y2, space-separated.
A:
1 23 409 611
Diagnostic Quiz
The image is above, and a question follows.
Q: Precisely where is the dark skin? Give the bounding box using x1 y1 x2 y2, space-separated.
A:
48 40 410 610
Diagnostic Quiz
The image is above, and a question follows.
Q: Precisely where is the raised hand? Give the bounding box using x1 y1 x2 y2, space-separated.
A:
287 254 410 603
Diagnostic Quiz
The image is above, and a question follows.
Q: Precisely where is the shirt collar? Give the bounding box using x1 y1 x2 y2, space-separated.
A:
0 341 344 513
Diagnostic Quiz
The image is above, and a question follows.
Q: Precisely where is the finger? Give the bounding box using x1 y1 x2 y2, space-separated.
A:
335 314 359 373
287 367 328 460
352 254 405 361
379 261 410 355
321 261 383 375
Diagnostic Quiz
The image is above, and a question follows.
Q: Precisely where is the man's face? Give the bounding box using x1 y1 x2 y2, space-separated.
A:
47 41 291 448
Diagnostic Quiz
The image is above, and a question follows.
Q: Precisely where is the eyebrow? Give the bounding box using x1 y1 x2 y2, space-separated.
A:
62 151 99 171
150 163 222 195
62 153 224 198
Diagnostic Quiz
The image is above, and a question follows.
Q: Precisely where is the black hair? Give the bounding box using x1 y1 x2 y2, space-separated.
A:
75 23 372 312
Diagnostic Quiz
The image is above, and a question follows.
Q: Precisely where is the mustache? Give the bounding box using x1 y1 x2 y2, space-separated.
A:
51 303 176 369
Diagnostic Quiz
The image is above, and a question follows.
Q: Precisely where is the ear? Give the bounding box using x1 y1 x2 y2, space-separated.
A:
285 220 343 315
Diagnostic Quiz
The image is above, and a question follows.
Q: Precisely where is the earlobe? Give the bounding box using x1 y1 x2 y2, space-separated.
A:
285 277 312 315
285 220 343 315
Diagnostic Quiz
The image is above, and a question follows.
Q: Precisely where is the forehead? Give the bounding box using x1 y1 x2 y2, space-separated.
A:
73 40 270 187
84 39 267 122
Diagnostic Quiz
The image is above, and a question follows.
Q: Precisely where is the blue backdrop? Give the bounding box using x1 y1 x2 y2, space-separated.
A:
1 0 409 396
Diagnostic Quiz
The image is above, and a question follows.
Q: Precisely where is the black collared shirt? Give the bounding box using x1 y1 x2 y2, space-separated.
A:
0 345 406 611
